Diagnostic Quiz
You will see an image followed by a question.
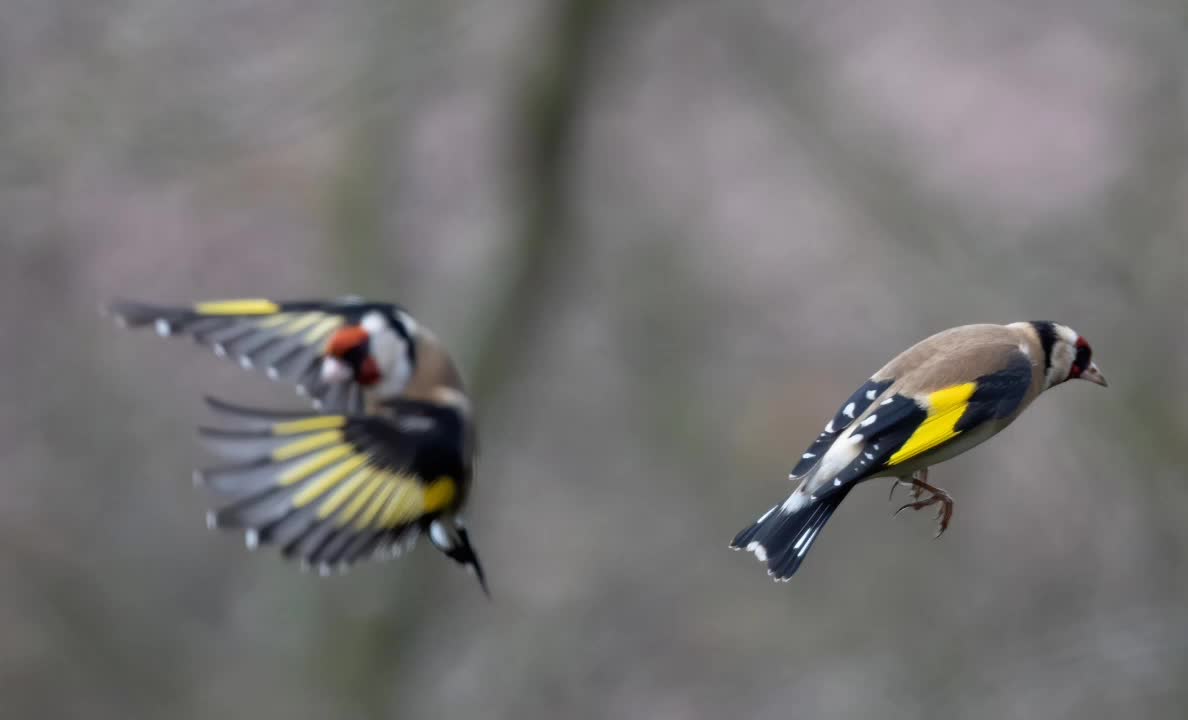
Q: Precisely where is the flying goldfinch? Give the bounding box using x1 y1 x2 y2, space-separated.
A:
108 297 488 592
732 321 1107 581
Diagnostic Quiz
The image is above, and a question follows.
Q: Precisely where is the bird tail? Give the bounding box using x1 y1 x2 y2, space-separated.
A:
731 486 852 580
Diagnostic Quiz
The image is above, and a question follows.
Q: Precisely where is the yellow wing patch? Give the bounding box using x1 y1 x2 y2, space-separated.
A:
291 461 442 531
199 400 466 556
423 476 457 513
272 416 347 435
271 431 344 461
194 299 281 315
887 383 976 466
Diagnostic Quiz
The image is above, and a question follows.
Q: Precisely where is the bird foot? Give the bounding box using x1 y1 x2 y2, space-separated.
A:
887 469 929 502
890 470 953 537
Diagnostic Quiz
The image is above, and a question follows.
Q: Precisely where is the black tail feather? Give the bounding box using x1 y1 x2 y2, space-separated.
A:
731 487 851 581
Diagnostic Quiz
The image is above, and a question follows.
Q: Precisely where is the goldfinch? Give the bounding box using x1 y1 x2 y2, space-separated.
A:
108 297 487 592
732 322 1107 581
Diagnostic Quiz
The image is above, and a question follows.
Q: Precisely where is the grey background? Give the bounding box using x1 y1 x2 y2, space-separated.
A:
1 1 1185 718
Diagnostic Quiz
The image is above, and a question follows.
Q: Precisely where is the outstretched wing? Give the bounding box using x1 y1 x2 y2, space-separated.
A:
107 297 404 412
797 349 1034 491
194 396 466 574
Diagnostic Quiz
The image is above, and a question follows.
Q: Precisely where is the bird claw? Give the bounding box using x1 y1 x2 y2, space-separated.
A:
890 470 953 537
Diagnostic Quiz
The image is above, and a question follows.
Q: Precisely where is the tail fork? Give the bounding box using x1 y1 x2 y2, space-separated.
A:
731 487 851 581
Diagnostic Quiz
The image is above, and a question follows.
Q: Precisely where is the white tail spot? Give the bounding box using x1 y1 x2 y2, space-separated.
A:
797 527 821 557
746 541 768 562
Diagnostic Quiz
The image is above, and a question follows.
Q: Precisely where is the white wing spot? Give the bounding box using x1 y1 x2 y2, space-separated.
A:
154 319 172 336
266 367 280 380
244 529 259 550
864 452 875 460
881 397 895 405
843 402 856 418
860 414 878 427
239 356 254 369
849 433 865 444
833 478 842 487
397 416 436 433
824 420 835 433
212 343 227 357
802 452 815 460
756 505 777 524
865 389 877 400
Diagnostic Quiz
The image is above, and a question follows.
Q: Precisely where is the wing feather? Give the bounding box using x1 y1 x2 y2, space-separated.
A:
808 348 1034 489
789 378 892 478
193 396 466 573
107 297 405 412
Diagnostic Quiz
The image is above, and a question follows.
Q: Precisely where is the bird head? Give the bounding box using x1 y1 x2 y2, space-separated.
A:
1035 322 1107 389
320 310 414 398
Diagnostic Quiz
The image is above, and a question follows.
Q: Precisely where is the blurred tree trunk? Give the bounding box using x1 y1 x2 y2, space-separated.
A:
315 1 617 717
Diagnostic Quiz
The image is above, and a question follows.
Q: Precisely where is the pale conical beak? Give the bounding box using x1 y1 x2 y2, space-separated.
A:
1081 362 1108 387
320 356 354 383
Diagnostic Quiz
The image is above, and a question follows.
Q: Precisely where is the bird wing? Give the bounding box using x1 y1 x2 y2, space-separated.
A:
194 395 466 574
107 297 405 412
795 344 1034 491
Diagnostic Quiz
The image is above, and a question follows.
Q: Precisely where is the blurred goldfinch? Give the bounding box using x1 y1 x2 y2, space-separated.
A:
108 297 487 593
732 322 1107 581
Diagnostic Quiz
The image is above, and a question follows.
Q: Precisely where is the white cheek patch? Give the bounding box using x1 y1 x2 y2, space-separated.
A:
1047 338 1076 388
361 310 412 397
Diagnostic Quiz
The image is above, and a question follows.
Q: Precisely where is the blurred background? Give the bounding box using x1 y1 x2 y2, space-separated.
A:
1 1 1186 718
